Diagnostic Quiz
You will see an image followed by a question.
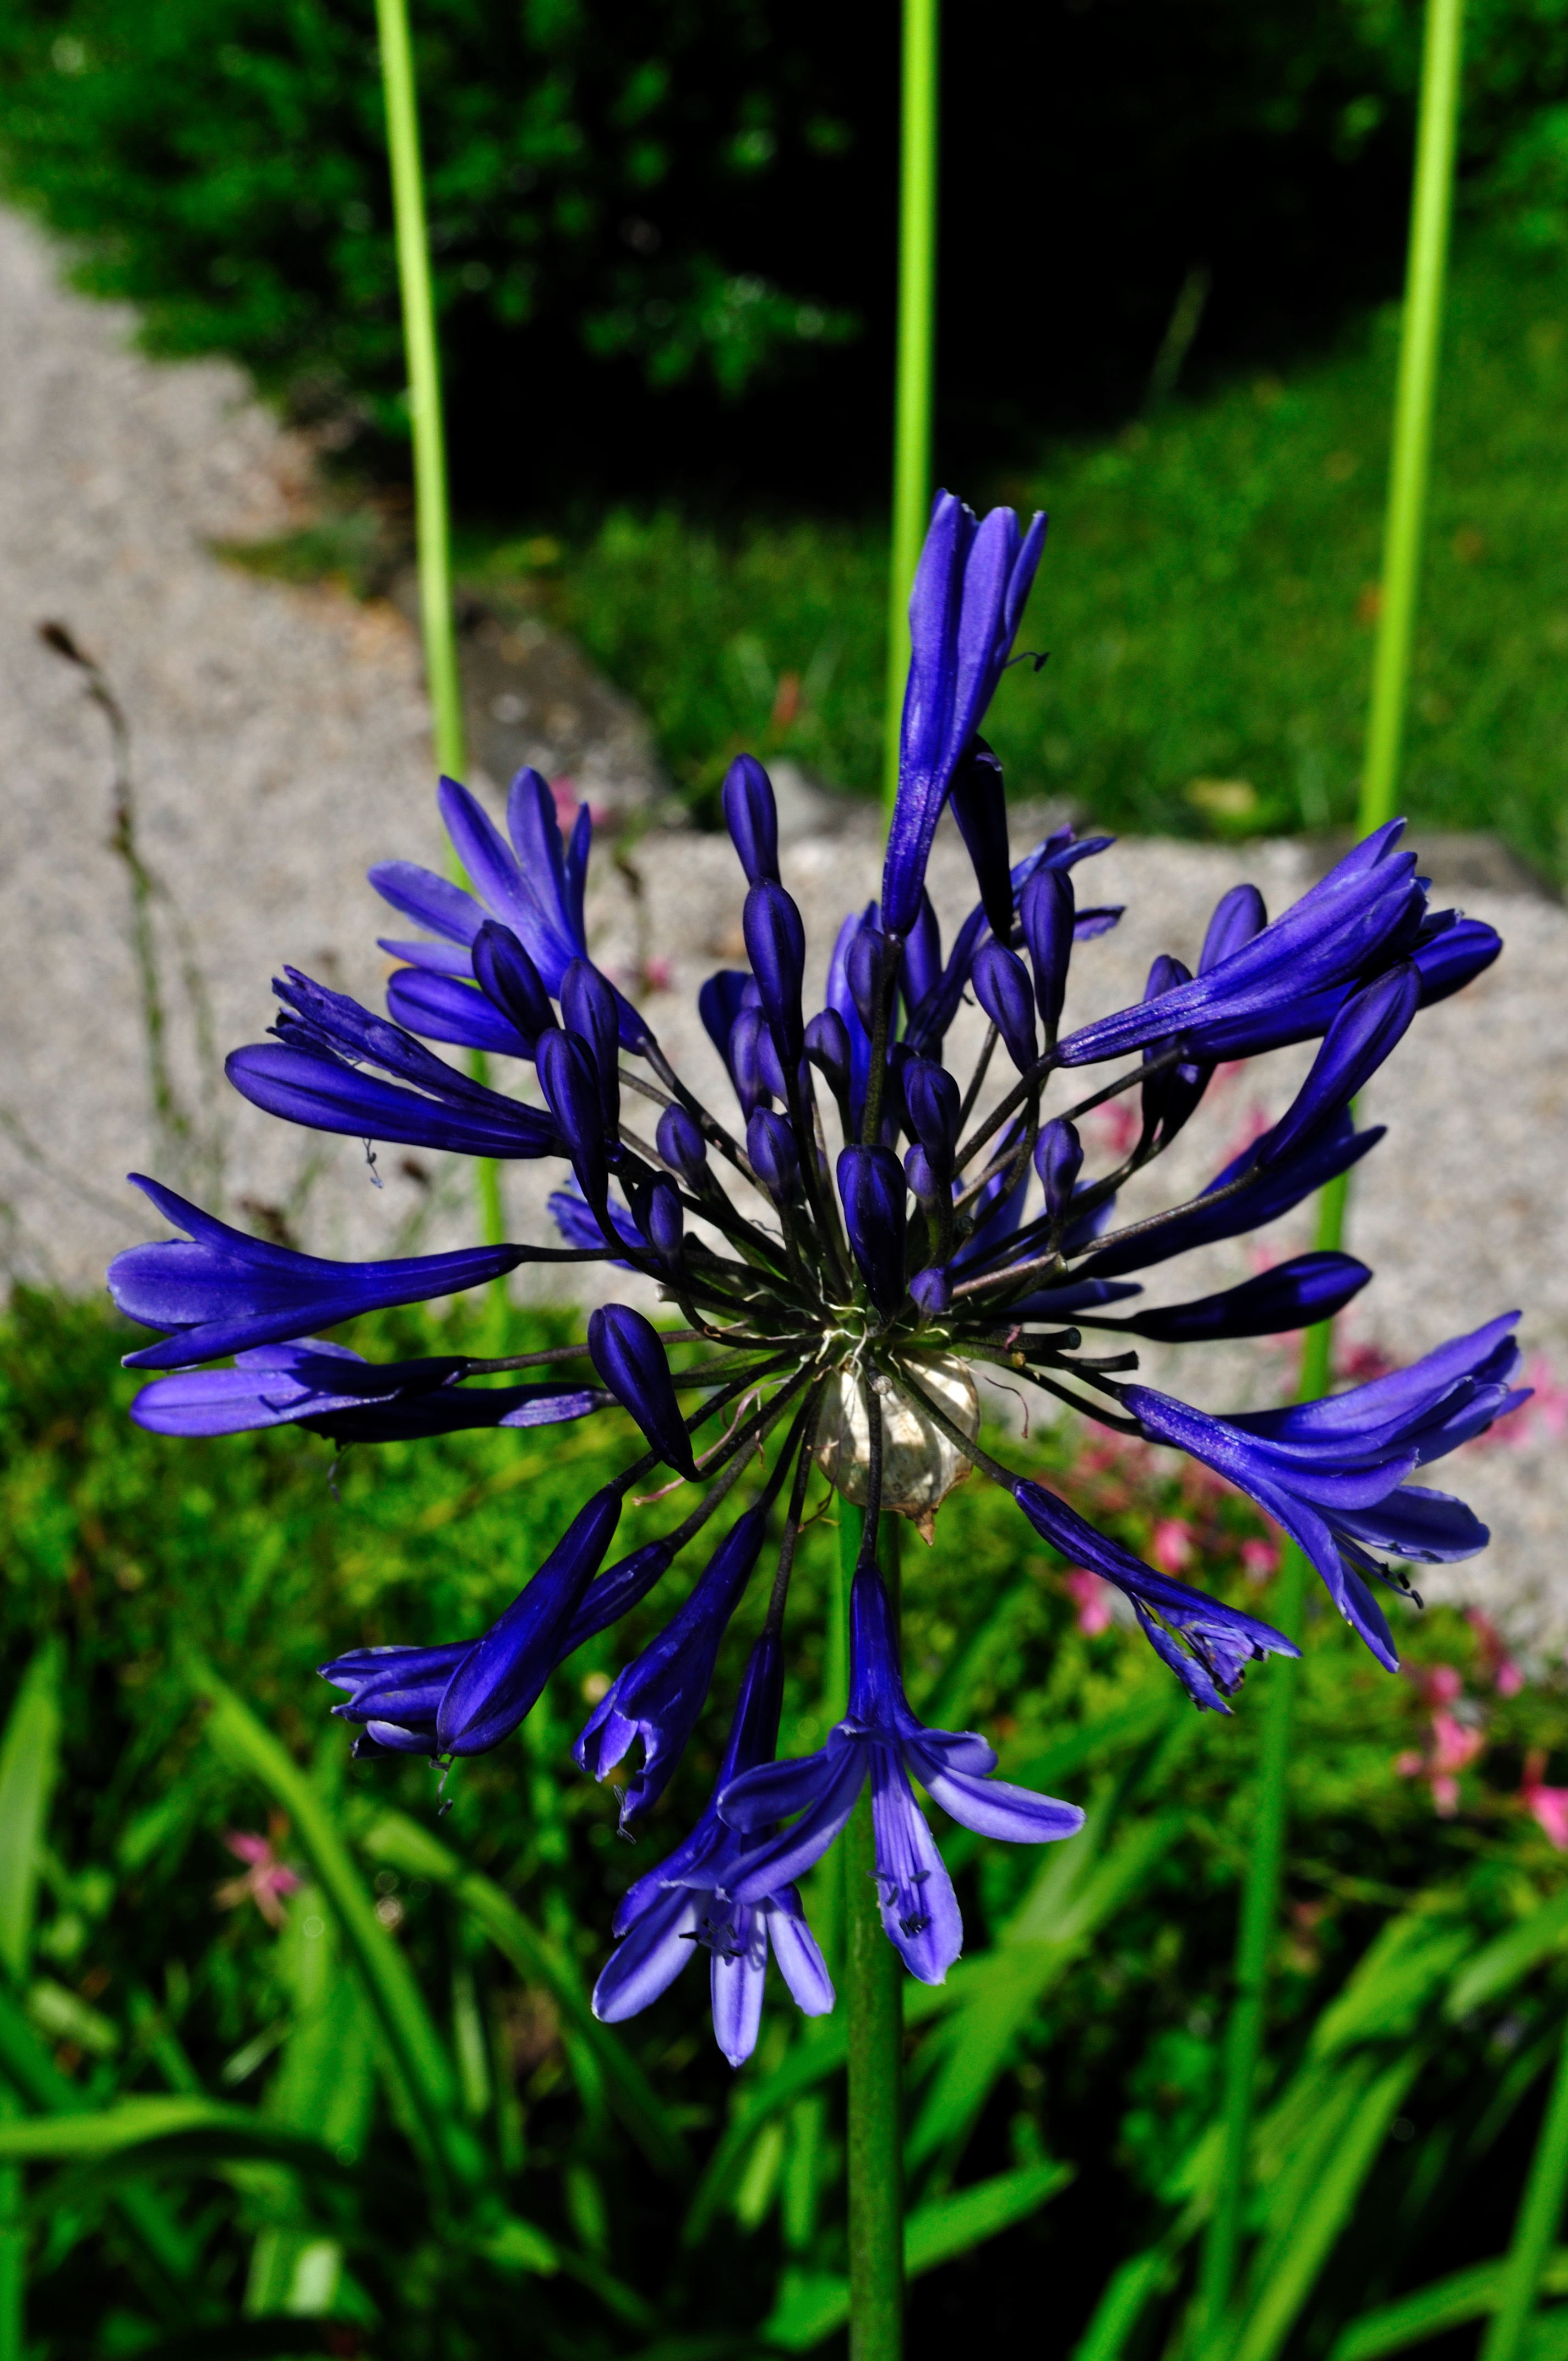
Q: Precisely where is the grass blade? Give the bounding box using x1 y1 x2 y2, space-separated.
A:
363 1810 688 2177
0 1642 62 1984
1330 2249 1568 2359
760 2161 1072 2349
194 1666 486 2202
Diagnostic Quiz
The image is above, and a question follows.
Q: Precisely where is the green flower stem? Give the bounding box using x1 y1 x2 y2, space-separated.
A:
882 0 940 813
1480 2015 1568 2361
374 0 504 1250
1360 0 1467 831
1193 1197 1339 2352
374 0 463 783
841 1504 905 2360
0 2121 21 2361
1195 0 1463 2327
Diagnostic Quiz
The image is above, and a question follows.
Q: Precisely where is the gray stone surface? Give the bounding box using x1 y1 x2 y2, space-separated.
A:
1 204 1562 1646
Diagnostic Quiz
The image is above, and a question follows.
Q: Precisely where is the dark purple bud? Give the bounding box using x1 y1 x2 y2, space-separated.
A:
437 1487 622 1754
1257 961 1419 1169
587 1304 697 1478
805 1009 851 1100
837 1145 908 1314
656 1103 707 1179
1140 955 1210 1145
699 970 751 1070
910 1264 952 1320
755 1020 790 1103
721 753 780 884
1034 1117 1084 1217
847 927 889 1036
560 959 621 1130
1124 1252 1370 1342
902 891 943 1016
1412 913 1500 1005
883 1041 916 1136
1200 883 1267 973
728 1006 774 1118
972 942 1038 1073
948 736 1012 939
1144 953 1189 1001
536 1028 609 1209
903 1056 961 1167
748 1108 801 1198
743 879 808 1072
640 1175 685 1263
556 1537 675 1657
1020 866 1075 1042
904 1143 943 1204
472 921 553 1049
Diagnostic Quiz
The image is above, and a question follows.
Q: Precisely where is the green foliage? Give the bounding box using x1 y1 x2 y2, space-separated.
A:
461 231 1568 875
2 1285 1567 2354
0 0 854 427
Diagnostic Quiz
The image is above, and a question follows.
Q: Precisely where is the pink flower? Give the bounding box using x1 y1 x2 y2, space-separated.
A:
1431 1774 1461 1818
1063 1569 1114 1636
1336 1337 1397 1386
1465 1607 1525 1695
1150 1517 1194 1575
1240 1537 1280 1586
1521 1751 1568 1850
551 777 610 831
1419 1663 1464 1707
1087 1099 1141 1160
1429 1709 1484 1777
215 1824 303 1929
1395 1749 1424 1778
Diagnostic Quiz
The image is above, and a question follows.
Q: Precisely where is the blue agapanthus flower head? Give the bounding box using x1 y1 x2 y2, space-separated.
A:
107 491 1514 2069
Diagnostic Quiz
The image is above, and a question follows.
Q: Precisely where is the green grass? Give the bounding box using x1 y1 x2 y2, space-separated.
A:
5 1288 1568 2351
455 230 1568 875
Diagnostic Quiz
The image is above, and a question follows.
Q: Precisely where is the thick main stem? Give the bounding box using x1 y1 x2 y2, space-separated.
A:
881 0 939 814
841 1505 905 2361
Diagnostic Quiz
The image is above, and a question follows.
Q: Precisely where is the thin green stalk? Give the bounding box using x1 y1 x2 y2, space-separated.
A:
374 0 463 781
0 2124 21 2361
842 1506 905 2361
1194 3 1463 2327
374 0 505 1250
1193 1206 1340 2351
1480 2016 1568 2361
881 0 940 813
1360 0 1467 830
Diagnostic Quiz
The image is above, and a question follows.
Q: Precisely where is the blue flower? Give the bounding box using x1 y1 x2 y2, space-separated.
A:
1125 1316 1527 1666
881 494 1047 937
111 489 1515 2015
720 1558 1082 1983
110 1177 538 1369
226 970 562 1160
1010 1479 1299 1712
371 771 648 1049
577 1508 771 1828
129 1339 609 1442
592 1633 834 2068
1055 825 1429 1068
322 1487 624 1755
